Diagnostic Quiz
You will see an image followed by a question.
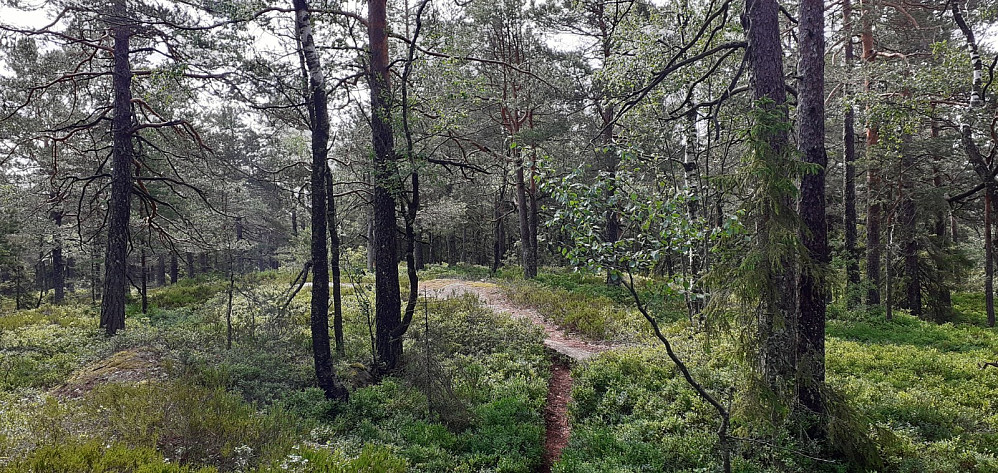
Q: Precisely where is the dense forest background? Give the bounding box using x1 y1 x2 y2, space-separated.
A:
3 0 998 471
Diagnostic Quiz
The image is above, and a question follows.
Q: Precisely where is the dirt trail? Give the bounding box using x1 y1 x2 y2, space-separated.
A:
418 279 613 361
541 357 573 473
419 278 620 471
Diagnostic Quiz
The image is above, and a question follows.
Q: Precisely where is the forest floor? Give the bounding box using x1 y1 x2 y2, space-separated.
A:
5 269 998 472
418 278 619 471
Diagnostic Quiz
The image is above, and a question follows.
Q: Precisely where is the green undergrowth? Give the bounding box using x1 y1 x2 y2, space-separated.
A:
498 271 687 342
554 289 998 472
826 304 998 472
1 270 549 472
556 345 738 473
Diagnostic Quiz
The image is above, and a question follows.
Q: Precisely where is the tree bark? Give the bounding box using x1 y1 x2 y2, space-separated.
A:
900 149 920 316
797 0 828 420
492 186 506 274
862 0 882 306
140 248 148 314
325 170 345 357
368 0 404 374
528 152 539 274
295 0 348 400
52 211 65 304
185 251 195 279
745 0 797 394
843 0 861 307
169 253 178 284
99 0 134 335
514 150 536 278
156 254 166 287
988 192 996 327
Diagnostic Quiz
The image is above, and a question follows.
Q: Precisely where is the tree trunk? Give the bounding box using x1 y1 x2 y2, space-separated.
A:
52 211 65 304
988 191 995 327
156 254 166 287
295 0 348 400
528 151 539 273
367 216 376 271
900 151 920 316
797 0 828 421
368 0 403 374
169 253 179 284
414 231 425 270
843 0 861 307
745 0 797 395
185 252 195 279
99 0 134 335
140 248 148 314
492 187 506 274
862 1 882 306
66 257 75 293
326 170 345 357
514 151 535 278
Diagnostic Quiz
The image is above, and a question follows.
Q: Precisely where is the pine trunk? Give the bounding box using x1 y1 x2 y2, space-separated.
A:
51 210 65 304
99 0 134 335
987 192 995 327
797 0 828 419
368 0 403 374
295 0 348 400
745 0 797 394
169 254 178 284
156 254 166 287
515 151 535 278
325 170 345 357
843 0 860 306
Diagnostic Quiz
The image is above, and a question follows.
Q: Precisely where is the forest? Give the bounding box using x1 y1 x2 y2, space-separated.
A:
1 0 998 471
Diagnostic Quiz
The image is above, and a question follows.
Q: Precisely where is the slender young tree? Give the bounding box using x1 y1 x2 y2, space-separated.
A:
294 0 348 400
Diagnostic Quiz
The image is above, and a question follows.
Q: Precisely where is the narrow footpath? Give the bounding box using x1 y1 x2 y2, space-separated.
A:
419 278 616 471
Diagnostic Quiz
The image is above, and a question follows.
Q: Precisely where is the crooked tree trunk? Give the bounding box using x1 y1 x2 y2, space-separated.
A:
368 0 404 374
952 4 994 325
797 0 828 420
294 0 348 400
99 0 134 335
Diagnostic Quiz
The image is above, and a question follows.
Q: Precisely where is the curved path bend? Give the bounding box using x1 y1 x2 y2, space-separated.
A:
418 278 616 362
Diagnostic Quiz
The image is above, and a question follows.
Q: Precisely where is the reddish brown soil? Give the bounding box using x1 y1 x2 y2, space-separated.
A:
541 357 573 473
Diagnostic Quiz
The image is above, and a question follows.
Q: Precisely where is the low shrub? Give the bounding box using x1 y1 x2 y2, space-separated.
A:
0 441 218 473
